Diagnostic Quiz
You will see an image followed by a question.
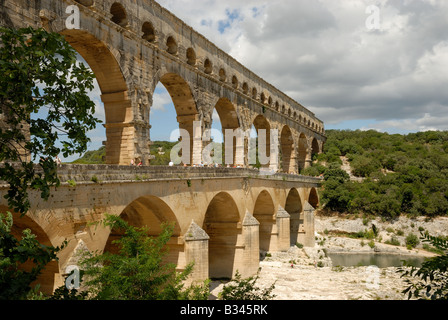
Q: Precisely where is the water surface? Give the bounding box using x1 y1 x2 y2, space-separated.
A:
327 252 427 268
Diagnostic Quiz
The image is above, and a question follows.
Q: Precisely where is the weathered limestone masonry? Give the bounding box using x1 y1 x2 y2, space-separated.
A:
1 0 325 170
0 0 327 294
0 165 321 292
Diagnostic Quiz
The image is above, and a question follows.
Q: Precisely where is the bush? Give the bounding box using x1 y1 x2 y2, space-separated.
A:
405 233 420 249
219 269 275 300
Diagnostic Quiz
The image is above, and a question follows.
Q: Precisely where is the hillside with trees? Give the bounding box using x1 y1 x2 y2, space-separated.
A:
306 130 448 218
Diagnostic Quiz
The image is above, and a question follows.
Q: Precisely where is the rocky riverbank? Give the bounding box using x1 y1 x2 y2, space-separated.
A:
210 214 447 300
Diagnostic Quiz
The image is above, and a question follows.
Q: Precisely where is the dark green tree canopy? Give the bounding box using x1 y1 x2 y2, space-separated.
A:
0 27 100 214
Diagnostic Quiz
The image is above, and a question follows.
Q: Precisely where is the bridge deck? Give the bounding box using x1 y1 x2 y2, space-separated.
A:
47 164 323 185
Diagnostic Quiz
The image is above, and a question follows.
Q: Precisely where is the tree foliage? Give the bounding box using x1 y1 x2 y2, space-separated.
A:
311 130 448 218
0 27 100 214
77 214 209 300
0 212 66 300
218 269 276 300
398 233 448 300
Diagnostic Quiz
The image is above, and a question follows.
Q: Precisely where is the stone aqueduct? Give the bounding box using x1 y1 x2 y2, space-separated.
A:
0 0 327 294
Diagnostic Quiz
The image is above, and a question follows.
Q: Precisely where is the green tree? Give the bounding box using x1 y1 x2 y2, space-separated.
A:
0 212 66 300
219 269 276 300
78 214 209 300
399 233 448 300
0 27 100 214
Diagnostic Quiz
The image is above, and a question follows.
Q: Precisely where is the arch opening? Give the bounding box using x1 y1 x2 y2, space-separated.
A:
166 36 178 55
280 126 294 173
186 48 196 66
252 115 271 168
150 73 199 165
284 189 303 246
298 133 308 172
60 29 130 165
110 3 128 27
308 188 319 209
203 192 240 279
142 21 156 42
2 209 59 295
253 190 275 252
104 196 182 267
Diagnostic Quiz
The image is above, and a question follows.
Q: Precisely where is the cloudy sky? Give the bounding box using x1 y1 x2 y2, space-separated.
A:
70 0 448 160
152 0 448 134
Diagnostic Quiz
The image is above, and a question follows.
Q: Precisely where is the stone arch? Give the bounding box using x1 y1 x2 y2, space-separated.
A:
219 68 226 82
284 188 303 246
59 29 131 165
204 59 213 74
311 137 320 158
242 82 249 95
213 98 241 165
104 195 182 266
110 2 128 27
203 192 240 279
280 125 294 173
252 87 257 100
253 190 276 252
186 48 196 66
308 188 319 209
154 72 199 165
142 21 156 43
3 209 59 295
298 133 308 171
231 75 238 89
166 36 178 55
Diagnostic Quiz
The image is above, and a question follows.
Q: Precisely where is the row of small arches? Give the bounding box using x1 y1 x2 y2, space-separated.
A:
75 1 324 134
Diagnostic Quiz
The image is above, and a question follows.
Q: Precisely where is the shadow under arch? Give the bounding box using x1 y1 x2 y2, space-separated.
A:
253 190 275 252
104 195 182 267
284 188 303 246
0 207 59 295
203 192 240 279
308 188 319 209
59 29 131 165
280 125 294 173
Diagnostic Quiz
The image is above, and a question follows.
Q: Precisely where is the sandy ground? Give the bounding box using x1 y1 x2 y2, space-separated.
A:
210 215 448 300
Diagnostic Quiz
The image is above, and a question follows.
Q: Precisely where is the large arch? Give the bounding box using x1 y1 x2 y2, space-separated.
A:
104 195 182 267
253 190 276 252
59 29 131 165
1 208 59 295
280 125 294 173
203 192 240 279
213 98 241 166
284 188 303 246
153 73 199 165
311 138 320 160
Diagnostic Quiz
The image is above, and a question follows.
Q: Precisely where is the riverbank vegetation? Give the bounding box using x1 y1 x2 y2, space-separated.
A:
307 130 448 219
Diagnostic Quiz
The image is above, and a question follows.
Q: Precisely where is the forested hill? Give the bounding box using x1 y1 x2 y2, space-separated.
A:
308 130 448 218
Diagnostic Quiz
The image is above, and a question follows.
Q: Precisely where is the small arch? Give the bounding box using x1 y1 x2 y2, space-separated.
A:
282 105 286 114
142 21 156 43
260 92 266 104
275 101 279 111
186 48 196 66
288 109 292 117
268 96 272 106
280 125 294 173
110 2 128 27
242 82 249 95
231 75 238 89
219 68 226 82
204 59 213 74
166 36 178 55
252 88 257 100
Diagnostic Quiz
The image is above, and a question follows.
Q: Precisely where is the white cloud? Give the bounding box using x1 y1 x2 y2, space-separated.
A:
157 0 448 134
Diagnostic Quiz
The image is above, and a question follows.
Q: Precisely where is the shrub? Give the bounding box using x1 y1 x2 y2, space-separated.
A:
405 233 420 249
